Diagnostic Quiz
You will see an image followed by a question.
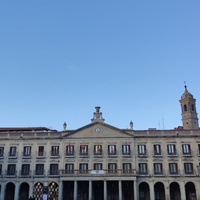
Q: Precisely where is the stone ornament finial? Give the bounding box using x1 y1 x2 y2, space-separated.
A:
130 121 133 129
63 122 67 131
91 106 105 122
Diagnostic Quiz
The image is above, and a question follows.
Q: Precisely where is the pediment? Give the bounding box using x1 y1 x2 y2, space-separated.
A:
63 122 132 139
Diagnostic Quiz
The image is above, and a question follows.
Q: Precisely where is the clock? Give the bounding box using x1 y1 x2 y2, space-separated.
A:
95 127 101 133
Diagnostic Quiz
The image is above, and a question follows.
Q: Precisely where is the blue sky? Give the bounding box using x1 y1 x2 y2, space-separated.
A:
0 0 200 131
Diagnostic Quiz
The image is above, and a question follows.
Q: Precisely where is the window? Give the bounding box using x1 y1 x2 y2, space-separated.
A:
35 164 44 175
9 146 16 157
50 164 59 175
0 164 2 175
94 145 102 155
154 163 163 175
21 164 30 175
0 147 4 157
38 146 44 157
184 163 193 174
108 163 117 173
154 144 161 156
66 144 74 155
182 144 191 155
184 104 187 111
138 163 147 174
122 145 130 155
65 164 74 174
123 163 132 173
169 163 178 174
167 144 176 155
79 163 88 173
94 163 102 170
192 104 195 111
138 145 146 156
51 146 59 156
80 145 88 155
7 164 16 175
108 145 116 155
23 146 31 156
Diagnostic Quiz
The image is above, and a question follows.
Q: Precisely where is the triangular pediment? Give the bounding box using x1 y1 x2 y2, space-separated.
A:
63 122 133 139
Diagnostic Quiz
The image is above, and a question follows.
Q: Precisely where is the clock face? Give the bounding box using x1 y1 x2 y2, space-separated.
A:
95 127 101 133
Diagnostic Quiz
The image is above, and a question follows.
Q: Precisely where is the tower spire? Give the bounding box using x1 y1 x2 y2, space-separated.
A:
179 85 199 129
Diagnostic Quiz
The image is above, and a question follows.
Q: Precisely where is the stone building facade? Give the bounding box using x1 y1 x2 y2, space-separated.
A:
0 86 200 200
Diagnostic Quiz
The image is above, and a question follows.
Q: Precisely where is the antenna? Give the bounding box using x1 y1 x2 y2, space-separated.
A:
158 120 160 130
162 116 165 130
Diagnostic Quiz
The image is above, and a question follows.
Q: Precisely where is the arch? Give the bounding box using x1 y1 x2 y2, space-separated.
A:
169 182 180 200
139 182 150 200
185 182 196 200
154 182 165 200
33 182 43 199
4 182 15 200
19 182 29 200
48 182 59 200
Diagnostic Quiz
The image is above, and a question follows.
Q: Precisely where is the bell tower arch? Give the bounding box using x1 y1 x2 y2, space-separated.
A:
179 85 199 129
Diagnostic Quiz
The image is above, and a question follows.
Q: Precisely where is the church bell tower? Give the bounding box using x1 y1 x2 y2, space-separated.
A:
179 85 199 129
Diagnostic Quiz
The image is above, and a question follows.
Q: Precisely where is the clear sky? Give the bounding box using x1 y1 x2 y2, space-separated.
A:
0 0 200 131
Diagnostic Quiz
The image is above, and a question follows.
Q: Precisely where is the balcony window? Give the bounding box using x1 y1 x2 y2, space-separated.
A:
123 163 132 173
108 163 117 173
66 145 74 156
51 146 59 157
80 145 88 155
21 164 30 175
154 163 163 175
0 147 4 157
138 145 146 156
50 164 59 175
122 145 130 155
65 164 74 174
184 163 193 174
35 164 44 175
79 163 88 173
38 146 44 157
167 144 176 155
94 145 102 155
94 163 102 170
23 146 31 156
9 146 16 157
182 144 191 155
108 145 116 155
169 163 178 174
154 144 161 156
7 164 16 175
139 163 147 174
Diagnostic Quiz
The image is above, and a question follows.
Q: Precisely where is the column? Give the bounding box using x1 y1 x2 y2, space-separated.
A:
14 182 19 200
104 180 107 200
119 180 122 200
89 181 92 200
0 182 5 200
134 181 138 200
149 182 155 200
195 181 200 200
58 181 63 200
180 182 186 200
164 183 170 200
74 181 77 200
29 181 33 197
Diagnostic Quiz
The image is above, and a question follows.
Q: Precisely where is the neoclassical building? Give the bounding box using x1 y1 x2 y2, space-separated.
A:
0 86 200 200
